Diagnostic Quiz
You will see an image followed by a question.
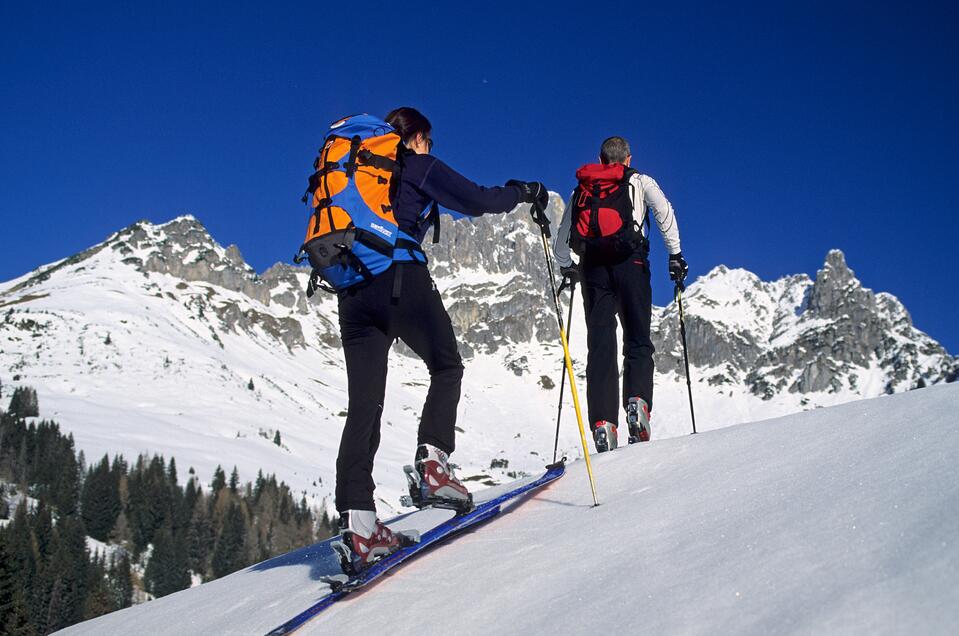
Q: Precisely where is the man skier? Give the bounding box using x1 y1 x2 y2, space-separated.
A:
553 136 688 452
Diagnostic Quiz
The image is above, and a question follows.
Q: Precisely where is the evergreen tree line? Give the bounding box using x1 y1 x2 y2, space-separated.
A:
0 388 337 634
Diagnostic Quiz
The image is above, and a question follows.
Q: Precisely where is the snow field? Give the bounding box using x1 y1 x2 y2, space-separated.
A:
309 383 959 635
57 383 959 635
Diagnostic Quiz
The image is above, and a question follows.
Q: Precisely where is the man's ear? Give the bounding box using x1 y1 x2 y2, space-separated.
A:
625 155 632 167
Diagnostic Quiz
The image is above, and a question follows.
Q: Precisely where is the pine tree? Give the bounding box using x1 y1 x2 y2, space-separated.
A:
211 465 226 493
53 441 81 516
128 455 173 552
247 378 255 391
181 476 199 531
253 469 266 503
186 497 214 578
0 531 17 624
44 515 88 632
81 454 121 541
273 430 281 447
7 387 39 418
7 502 36 596
2 587 33 636
82 553 113 620
211 502 247 578
32 502 54 562
144 522 190 598
317 507 337 541
167 457 179 489
108 552 133 610
229 466 240 493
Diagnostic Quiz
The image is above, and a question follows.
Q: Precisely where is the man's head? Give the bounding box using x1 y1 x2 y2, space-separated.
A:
599 136 631 166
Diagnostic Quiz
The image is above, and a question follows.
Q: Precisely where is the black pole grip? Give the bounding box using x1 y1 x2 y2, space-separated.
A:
530 200 552 239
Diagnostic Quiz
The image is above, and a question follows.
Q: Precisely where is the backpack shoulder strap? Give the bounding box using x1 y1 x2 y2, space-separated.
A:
624 169 650 232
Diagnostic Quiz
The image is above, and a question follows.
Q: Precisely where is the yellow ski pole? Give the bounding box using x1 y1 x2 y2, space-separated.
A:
530 196 600 507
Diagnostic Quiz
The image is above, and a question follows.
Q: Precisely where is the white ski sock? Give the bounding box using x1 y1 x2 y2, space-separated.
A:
346 509 378 539
418 443 449 465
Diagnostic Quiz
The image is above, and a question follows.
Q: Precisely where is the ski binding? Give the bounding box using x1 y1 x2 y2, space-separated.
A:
400 464 474 513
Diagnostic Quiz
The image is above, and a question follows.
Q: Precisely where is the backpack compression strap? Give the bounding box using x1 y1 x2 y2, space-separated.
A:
588 184 601 238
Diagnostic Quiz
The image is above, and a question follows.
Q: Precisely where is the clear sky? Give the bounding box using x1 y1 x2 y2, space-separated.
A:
1 1 956 352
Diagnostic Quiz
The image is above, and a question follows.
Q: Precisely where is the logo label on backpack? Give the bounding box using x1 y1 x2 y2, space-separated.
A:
370 222 393 238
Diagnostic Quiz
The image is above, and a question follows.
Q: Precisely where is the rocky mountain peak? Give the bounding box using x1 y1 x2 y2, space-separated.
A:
807 249 867 317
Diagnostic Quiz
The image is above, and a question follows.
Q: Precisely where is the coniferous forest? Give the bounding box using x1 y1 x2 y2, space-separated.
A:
0 387 337 634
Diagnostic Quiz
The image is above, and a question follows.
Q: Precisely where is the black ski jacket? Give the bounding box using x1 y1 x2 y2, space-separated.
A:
396 152 521 241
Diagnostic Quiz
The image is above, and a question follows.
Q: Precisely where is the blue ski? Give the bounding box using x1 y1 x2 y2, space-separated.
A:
265 460 566 635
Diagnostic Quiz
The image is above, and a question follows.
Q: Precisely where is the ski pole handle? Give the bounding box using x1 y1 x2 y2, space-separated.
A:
530 200 552 239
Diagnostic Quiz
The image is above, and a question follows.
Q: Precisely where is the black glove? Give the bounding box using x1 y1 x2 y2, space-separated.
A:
507 180 549 211
668 253 689 283
560 264 582 285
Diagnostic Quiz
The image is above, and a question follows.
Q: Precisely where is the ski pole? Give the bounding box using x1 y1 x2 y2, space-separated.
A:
552 279 576 464
529 198 600 507
674 282 697 434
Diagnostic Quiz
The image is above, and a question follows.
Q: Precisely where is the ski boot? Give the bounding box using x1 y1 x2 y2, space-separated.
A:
626 397 651 443
593 420 618 453
400 444 473 513
331 509 414 575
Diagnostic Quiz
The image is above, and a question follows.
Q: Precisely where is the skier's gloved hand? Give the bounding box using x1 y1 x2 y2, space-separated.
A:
560 264 582 285
668 253 689 283
507 180 550 211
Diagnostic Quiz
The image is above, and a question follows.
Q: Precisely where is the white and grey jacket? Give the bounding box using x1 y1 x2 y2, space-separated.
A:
553 171 681 268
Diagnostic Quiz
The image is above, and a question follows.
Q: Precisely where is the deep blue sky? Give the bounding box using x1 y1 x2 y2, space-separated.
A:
2 2 956 352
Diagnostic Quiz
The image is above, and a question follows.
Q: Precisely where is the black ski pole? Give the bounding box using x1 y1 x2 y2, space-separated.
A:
674 281 697 434
552 279 576 463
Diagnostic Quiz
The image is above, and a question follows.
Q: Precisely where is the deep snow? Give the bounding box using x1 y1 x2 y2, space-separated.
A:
59 383 959 635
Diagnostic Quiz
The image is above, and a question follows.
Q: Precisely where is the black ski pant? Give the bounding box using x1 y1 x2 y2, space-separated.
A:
334 263 464 513
581 249 654 429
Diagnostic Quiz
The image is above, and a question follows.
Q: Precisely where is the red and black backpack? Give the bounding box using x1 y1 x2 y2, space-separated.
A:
568 163 648 265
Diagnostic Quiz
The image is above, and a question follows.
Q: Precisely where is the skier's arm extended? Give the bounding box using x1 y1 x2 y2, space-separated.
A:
553 193 575 268
417 157 521 216
634 173 681 255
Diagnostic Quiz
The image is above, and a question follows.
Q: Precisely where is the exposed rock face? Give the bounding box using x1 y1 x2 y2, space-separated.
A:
652 251 955 398
423 195 568 353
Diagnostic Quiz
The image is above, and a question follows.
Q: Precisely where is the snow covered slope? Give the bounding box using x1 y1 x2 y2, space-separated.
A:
1 213 955 515
59 383 959 635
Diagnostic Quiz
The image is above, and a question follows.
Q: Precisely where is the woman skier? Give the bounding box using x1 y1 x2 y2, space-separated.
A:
334 106 548 570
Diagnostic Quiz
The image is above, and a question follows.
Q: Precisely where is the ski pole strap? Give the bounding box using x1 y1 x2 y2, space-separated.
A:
430 201 441 244
530 200 551 239
558 276 577 295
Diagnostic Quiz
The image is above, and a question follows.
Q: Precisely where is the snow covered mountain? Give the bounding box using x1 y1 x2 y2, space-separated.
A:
1 205 954 514
58 383 959 635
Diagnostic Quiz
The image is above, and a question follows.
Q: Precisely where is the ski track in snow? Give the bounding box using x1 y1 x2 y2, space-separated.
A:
57 383 959 635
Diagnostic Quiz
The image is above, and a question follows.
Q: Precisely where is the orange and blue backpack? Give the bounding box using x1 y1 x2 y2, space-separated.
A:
296 114 438 295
